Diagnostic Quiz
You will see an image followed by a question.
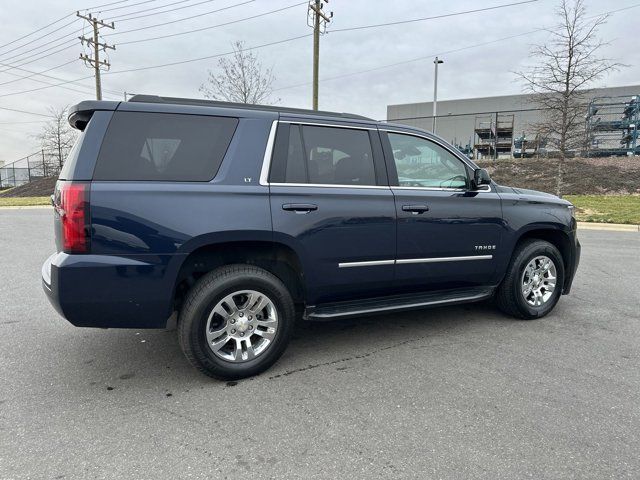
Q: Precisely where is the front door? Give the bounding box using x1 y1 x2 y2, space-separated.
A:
381 129 504 292
268 121 396 305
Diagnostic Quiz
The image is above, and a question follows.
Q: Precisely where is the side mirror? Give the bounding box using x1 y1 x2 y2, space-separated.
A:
472 168 491 189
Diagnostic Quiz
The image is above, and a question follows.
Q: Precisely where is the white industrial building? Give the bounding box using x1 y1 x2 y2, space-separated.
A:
387 84 640 158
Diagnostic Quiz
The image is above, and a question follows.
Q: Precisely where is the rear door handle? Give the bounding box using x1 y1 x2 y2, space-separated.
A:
402 204 429 214
282 203 318 213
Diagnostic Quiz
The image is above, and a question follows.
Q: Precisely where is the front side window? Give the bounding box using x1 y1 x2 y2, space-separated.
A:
388 133 468 189
275 124 377 186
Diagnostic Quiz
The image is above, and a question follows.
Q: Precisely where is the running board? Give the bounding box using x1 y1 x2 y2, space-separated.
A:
305 287 495 321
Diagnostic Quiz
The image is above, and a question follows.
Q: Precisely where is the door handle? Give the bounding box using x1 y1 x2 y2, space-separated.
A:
402 204 429 214
282 203 318 213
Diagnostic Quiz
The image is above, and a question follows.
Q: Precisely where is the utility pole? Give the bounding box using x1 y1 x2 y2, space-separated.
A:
307 0 332 110
432 57 444 134
77 12 115 100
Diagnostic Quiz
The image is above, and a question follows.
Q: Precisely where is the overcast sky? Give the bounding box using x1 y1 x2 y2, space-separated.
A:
0 0 638 162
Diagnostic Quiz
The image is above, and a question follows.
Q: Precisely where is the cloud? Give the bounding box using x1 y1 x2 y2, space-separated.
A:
0 0 636 161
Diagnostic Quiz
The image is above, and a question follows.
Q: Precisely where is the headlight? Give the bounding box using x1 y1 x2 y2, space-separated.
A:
568 205 576 218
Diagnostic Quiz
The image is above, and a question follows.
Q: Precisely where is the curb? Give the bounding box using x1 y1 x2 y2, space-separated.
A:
578 222 639 232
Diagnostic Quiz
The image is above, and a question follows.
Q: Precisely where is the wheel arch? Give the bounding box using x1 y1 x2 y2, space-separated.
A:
171 239 306 314
513 226 574 292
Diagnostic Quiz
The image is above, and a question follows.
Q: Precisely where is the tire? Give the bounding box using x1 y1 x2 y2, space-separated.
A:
496 239 565 320
178 264 295 380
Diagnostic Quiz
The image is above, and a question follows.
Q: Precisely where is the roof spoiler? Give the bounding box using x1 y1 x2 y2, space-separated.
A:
68 100 119 131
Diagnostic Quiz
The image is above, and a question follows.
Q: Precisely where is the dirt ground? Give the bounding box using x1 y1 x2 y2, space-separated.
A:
477 157 640 195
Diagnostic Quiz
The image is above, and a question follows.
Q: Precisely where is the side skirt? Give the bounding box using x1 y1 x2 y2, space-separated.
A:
304 286 496 321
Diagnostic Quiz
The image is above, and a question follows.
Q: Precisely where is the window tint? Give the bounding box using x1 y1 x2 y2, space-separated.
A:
58 129 85 180
94 112 237 181
388 133 468 189
277 124 376 186
284 125 307 183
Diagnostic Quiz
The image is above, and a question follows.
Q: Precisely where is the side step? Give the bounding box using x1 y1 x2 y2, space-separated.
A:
305 287 494 321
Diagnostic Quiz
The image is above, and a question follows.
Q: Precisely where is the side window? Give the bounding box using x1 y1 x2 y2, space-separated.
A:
278 124 376 186
387 133 468 189
94 112 238 181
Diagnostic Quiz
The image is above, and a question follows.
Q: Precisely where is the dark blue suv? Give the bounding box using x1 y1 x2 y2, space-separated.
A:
43 95 580 379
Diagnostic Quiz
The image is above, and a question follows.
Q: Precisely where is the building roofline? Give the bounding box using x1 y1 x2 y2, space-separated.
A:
387 83 640 109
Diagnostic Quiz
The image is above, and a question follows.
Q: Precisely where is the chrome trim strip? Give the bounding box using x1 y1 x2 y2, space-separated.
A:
339 255 493 268
279 120 373 130
396 255 493 264
392 185 492 193
393 186 466 192
259 120 278 186
308 292 492 319
338 259 395 268
271 182 389 190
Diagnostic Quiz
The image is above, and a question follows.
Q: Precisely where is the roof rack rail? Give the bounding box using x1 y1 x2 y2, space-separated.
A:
127 94 374 121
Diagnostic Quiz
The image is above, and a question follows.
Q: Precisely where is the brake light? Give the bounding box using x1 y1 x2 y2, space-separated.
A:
57 182 89 253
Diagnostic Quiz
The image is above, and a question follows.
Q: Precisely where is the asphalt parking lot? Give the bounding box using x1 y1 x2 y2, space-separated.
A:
1 208 639 479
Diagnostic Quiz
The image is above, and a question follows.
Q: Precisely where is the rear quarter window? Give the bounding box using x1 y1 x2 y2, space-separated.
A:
93 112 238 181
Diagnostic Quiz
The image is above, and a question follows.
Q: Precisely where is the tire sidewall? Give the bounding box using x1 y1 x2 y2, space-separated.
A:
511 242 565 318
182 269 294 378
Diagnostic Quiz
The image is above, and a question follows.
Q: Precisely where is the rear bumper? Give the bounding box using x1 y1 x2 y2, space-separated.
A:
42 252 180 329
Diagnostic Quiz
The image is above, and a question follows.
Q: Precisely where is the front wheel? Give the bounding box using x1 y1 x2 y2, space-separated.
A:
178 264 295 379
496 239 565 319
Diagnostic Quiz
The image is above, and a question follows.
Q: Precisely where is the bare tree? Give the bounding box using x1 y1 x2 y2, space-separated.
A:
516 0 622 196
37 105 77 172
199 41 279 105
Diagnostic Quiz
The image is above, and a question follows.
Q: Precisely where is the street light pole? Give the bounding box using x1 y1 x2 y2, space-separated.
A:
432 56 444 134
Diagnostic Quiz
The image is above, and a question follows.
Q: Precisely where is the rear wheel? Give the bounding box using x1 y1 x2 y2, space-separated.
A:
496 239 564 319
178 264 295 379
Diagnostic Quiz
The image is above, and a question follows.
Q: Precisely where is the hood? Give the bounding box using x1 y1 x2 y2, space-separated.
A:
497 185 572 205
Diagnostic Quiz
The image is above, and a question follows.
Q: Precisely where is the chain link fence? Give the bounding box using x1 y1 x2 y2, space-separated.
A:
0 151 62 189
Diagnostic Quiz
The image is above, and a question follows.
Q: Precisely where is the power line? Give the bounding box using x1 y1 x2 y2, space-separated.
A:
118 1 307 45
0 105 53 117
84 0 131 11
331 0 540 33
0 59 122 97
272 2 640 92
0 14 73 51
0 0 128 58
107 0 255 36
273 29 542 92
0 60 77 86
2 0 636 103
0 34 78 65
0 32 311 98
105 33 310 74
108 0 212 21
0 20 81 61
95 0 163 14
0 75 95 98
0 42 78 75
0 0 245 64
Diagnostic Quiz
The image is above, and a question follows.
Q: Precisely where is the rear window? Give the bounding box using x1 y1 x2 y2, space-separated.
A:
58 130 85 180
93 112 238 181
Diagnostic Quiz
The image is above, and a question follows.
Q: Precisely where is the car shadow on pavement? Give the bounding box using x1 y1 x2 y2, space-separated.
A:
42 300 514 394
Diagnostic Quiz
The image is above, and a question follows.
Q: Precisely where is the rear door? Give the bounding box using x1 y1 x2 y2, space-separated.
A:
380 128 503 292
267 120 396 305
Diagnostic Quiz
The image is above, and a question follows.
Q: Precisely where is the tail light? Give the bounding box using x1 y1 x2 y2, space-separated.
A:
55 182 90 253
